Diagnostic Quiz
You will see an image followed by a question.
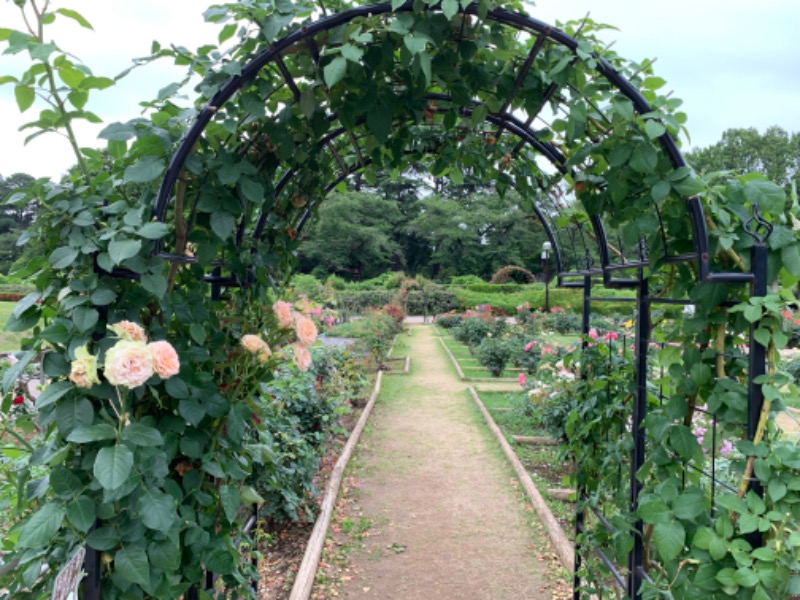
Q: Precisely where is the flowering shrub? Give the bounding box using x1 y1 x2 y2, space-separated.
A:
475 337 513 377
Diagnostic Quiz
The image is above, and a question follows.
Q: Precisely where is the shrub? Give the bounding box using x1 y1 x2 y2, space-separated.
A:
453 317 492 348
449 274 484 286
435 313 464 329
475 337 513 377
405 288 460 315
544 308 582 333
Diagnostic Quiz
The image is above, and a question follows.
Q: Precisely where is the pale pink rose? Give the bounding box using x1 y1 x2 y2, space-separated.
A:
292 343 312 372
524 341 535 352
108 320 147 342
104 340 155 389
518 373 526 387
294 316 318 347
148 340 180 379
273 301 294 329
588 329 599 340
69 345 99 388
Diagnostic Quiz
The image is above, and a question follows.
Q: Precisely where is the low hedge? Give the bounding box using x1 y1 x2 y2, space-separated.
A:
405 288 460 315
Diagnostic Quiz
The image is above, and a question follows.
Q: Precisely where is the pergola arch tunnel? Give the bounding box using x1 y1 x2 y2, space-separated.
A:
132 2 772 597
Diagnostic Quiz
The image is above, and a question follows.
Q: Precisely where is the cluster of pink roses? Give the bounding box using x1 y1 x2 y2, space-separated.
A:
588 329 619 342
68 321 180 390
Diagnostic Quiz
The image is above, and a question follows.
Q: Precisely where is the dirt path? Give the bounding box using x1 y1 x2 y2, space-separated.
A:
322 324 569 599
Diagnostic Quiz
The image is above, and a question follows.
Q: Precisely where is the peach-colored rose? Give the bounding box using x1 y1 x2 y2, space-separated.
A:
242 334 271 362
108 320 147 342
273 301 294 329
292 343 312 372
104 340 154 389
148 340 180 379
294 315 318 347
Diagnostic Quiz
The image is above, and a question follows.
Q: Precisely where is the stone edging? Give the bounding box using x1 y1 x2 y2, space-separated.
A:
288 371 384 600
468 386 575 573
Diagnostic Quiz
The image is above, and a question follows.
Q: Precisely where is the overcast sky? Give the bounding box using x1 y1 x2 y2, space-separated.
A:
1 0 799 179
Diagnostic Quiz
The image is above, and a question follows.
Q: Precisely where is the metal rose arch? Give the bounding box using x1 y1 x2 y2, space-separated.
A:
121 1 779 597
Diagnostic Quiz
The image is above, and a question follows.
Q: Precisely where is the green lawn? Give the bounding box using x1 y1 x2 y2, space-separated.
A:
0 301 26 353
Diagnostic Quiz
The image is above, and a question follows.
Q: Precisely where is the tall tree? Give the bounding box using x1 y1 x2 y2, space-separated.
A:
298 191 403 280
686 126 799 190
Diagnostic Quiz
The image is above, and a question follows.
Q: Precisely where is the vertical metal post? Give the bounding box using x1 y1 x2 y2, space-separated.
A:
627 276 649 597
574 275 591 599
746 237 768 523
211 266 222 301
82 543 101 599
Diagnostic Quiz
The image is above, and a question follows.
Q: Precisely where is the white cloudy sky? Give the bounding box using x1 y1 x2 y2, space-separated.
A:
1 0 799 179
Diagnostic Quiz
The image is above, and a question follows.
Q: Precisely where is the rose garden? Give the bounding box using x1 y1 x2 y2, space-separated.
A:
1 0 800 598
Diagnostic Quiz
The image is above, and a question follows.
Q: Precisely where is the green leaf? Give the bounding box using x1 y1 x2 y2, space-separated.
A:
123 156 165 184
239 178 265 204
638 498 670 524
323 56 347 88
709 535 728 561
2 351 35 393
94 445 134 491
66 495 96 533
91 288 117 306
86 527 119 550
367 104 391 142
72 306 99 333
139 487 175 533
240 485 264 505
781 244 800 277
141 273 167 298
122 423 163 446
48 246 79 269
99 122 136 141
219 485 239 524
36 381 72 409
652 521 685 562
218 23 236 43
166 377 190 399
441 0 459 19
58 66 85 89
17 503 65 548
672 489 706 520
108 238 142 265
210 211 236 240
67 424 117 443
743 179 786 214
669 425 700 461
644 120 666 140
629 144 658 174
768 478 787 502
56 8 93 29
179 399 205 426
189 323 206 345
340 43 363 62
404 33 428 54
733 567 759 588
651 180 671 201
643 76 667 90
55 397 94 435
14 84 35 112
137 222 169 240
115 546 150 588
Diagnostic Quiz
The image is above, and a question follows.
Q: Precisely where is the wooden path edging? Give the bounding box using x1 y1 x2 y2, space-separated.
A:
468 386 575 573
437 336 467 380
289 370 384 600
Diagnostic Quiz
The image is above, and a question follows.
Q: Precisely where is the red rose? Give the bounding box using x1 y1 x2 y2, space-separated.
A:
13 395 24 405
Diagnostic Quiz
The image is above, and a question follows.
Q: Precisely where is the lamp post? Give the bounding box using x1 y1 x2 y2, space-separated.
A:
541 241 552 312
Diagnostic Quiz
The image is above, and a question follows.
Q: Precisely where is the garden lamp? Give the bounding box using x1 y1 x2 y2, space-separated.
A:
541 241 552 312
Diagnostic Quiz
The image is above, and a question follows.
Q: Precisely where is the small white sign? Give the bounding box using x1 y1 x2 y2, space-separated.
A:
52 546 85 600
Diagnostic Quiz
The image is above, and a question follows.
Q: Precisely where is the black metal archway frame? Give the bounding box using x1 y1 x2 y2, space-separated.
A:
128 3 770 597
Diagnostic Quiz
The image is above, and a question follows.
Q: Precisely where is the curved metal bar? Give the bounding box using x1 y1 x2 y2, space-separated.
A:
152 0 718 282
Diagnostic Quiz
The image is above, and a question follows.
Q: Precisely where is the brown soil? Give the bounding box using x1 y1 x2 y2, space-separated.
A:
314 324 571 599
